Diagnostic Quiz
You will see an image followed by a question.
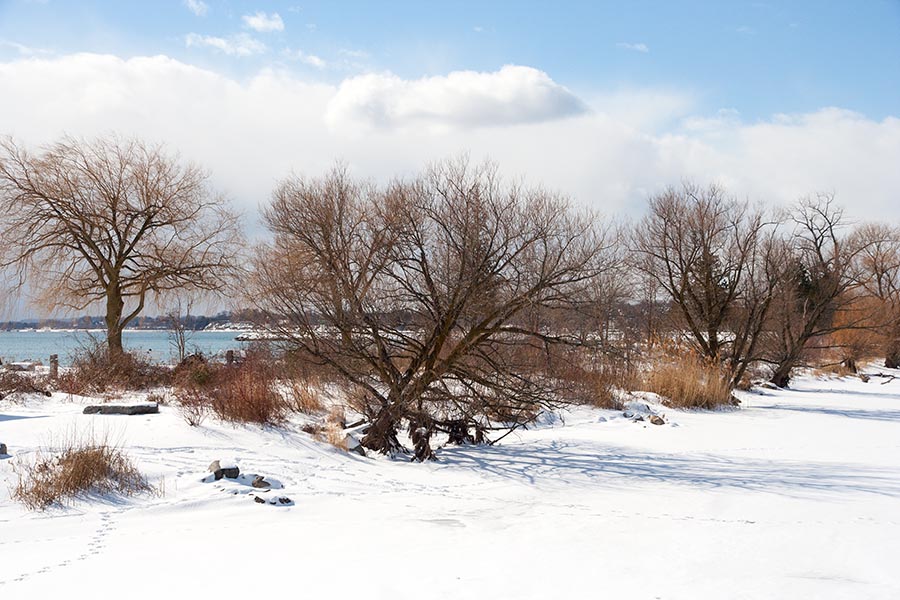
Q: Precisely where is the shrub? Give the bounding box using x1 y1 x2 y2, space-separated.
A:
284 378 324 414
173 351 287 426
12 433 152 510
171 349 329 426
57 341 171 395
0 370 51 402
209 359 286 425
175 386 211 426
644 347 735 409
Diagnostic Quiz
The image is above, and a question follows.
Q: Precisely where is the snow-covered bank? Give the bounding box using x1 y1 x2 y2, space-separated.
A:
1 373 899 599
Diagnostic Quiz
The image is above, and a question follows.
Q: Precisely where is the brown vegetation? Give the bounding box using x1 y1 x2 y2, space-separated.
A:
172 351 288 426
12 432 152 510
644 345 736 409
0 370 51 402
55 340 170 395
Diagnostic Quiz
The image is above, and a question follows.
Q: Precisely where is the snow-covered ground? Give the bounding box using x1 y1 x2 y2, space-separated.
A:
2 372 899 599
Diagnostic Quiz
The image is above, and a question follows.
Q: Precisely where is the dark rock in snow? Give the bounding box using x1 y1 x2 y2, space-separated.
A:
208 460 239 480
83 403 159 416
0 442 8 456
649 415 665 426
252 475 271 488
253 496 266 504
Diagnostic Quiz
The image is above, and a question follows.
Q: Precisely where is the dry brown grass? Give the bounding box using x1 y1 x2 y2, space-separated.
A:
321 422 348 450
306 407 349 450
284 377 325 414
560 363 632 410
56 341 171 395
12 432 152 510
0 370 51 402
175 386 211 426
644 347 734 409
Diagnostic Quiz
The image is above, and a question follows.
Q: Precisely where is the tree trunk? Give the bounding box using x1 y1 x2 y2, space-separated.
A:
885 335 900 369
360 403 405 456
106 285 125 358
770 361 794 388
444 419 474 445
409 416 436 462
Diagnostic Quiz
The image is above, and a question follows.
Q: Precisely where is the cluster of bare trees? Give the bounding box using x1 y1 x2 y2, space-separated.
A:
633 184 900 388
2 134 899 460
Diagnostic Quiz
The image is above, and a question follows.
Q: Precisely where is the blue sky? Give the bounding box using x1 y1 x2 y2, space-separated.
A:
0 0 897 223
1 0 899 319
2 0 898 120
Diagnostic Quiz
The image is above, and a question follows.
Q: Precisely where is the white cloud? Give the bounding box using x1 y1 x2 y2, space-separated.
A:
282 48 326 69
325 65 588 131
616 42 649 53
591 88 695 130
242 12 285 33
339 49 368 60
183 0 208 17
185 33 266 57
0 53 897 237
0 39 52 56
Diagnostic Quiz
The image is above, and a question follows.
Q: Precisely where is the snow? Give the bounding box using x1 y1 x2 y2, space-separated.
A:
1 372 899 599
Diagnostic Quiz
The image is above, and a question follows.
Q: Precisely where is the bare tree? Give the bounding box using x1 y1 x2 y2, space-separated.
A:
250 160 620 460
855 223 900 368
632 182 780 387
0 135 242 357
167 298 196 364
763 194 870 387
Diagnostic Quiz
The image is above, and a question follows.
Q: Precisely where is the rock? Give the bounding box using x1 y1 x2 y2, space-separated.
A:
178 353 207 369
219 467 239 479
0 442 7 456
349 444 366 457
859 373 870 383
632 415 644 422
649 415 665 426
623 410 634 418
208 459 239 480
251 475 271 489
83 403 159 416
276 496 292 505
253 496 266 504
346 436 367 457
